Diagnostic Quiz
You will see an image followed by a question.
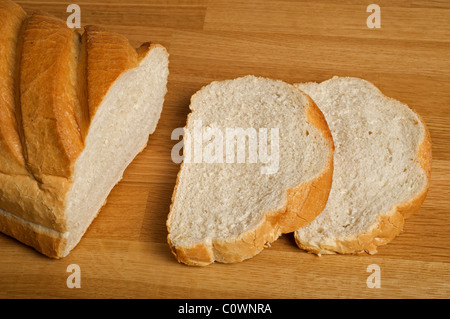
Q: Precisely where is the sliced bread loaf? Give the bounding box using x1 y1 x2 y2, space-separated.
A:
0 2 169 258
294 76 432 255
167 75 334 266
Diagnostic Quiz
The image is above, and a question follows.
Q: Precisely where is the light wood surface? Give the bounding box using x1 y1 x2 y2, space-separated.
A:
1 0 449 299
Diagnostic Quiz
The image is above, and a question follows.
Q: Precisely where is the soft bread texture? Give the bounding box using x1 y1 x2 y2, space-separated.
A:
294 77 431 255
0 1 169 258
167 75 334 266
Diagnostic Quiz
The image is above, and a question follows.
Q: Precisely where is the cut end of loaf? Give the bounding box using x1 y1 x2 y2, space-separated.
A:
61 44 169 257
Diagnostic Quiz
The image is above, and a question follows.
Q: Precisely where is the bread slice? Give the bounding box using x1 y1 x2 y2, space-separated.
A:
0 3 169 258
167 75 334 266
294 76 432 255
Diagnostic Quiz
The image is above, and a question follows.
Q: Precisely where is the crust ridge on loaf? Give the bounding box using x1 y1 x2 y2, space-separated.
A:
0 0 27 175
0 0 169 258
20 10 84 179
167 75 334 266
294 76 431 255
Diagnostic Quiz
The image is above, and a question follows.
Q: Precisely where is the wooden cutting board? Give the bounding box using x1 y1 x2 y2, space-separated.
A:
1 0 449 299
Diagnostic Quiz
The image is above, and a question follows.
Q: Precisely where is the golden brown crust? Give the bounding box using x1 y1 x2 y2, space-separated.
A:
167 84 334 266
0 173 71 232
294 84 432 255
0 0 27 175
20 11 84 179
168 240 215 267
0 206 65 258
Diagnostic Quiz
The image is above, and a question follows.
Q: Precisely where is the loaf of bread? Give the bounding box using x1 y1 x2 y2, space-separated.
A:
0 0 169 258
167 75 334 266
294 77 431 255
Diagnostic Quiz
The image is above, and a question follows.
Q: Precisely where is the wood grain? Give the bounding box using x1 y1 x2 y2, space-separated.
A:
1 0 449 299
